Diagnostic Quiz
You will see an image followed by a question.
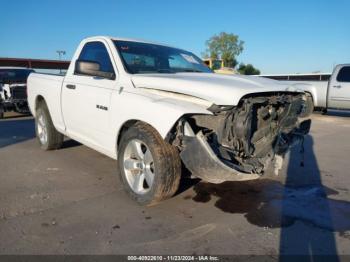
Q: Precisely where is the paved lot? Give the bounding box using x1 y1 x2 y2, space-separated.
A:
1 112 350 257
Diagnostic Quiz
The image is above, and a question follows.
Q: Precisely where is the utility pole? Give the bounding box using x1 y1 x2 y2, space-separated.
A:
56 50 66 60
56 50 66 74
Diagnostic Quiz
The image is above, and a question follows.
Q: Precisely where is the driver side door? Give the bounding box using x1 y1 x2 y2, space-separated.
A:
62 41 117 151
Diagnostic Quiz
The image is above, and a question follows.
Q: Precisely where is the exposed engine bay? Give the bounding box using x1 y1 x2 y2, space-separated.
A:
172 92 312 183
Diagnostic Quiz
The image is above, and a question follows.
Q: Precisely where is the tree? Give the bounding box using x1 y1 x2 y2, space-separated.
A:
238 63 261 75
205 32 244 68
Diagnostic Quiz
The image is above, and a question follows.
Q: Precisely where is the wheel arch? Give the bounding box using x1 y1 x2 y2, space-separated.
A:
304 90 315 108
34 95 46 115
302 85 319 108
116 119 140 149
304 91 313 101
112 95 213 158
115 115 186 157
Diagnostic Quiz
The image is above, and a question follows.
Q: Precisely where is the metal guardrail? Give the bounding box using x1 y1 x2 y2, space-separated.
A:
0 57 70 70
260 73 331 81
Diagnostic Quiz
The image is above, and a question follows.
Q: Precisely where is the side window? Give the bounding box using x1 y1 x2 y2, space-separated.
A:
336 66 350 82
78 42 115 73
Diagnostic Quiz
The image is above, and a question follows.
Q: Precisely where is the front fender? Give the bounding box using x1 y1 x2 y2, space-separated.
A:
110 89 212 154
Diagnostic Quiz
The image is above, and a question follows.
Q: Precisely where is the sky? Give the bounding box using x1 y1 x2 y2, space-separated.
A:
0 0 349 74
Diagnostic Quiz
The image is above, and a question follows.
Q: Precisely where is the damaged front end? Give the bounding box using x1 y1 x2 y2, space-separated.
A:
173 92 312 184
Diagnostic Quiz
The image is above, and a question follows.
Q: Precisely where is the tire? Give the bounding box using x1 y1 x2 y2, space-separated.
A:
118 122 181 206
35 102 64 150
300 93 314 118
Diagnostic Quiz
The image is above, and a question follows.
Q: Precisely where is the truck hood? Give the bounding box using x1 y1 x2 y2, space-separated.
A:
131 73 304 105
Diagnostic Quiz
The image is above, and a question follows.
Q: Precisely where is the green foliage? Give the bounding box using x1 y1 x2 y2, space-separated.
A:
205 32 244 68
238 63 261 75
204 32 260 73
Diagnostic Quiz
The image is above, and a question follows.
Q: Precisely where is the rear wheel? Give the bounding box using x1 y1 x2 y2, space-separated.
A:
35 102 64 150
118 122 181 205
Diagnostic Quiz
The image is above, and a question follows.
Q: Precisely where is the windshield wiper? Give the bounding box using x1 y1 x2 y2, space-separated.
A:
180 69 203 73
157 69 175 73
156 69 203 73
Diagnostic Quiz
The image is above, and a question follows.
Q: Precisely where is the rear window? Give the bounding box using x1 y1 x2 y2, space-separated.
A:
336 66 350 82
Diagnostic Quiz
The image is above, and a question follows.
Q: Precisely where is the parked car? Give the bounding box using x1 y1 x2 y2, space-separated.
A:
0 67 34 118
261 64 350 113
27 36 312 205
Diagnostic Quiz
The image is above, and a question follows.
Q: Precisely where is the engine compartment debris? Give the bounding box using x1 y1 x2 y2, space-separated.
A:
175 92 312 183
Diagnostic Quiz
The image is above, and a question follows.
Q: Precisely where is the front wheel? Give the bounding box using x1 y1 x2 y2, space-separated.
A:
117 122 181 205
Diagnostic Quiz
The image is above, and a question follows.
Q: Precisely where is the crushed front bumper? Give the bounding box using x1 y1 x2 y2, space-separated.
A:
180 131 260 184
179 118 311 184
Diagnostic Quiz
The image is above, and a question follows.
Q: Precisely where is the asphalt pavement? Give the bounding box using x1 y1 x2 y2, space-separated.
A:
0 112 350 258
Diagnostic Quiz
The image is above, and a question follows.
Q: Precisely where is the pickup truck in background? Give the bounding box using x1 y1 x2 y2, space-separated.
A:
0 67 34 118
261 64 350 113
27 36 312 205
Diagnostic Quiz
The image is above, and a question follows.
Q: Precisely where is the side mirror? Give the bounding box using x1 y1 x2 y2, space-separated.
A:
75 60 115 80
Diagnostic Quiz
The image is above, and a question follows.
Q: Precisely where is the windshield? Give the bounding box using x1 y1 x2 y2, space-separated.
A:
114 40 212 74
0 69 34 84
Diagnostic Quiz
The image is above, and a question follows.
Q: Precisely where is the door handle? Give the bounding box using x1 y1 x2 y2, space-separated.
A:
333 85 342 88
66 84 76 89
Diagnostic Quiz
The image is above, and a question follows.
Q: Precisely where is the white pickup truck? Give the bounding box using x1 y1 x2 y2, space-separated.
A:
261 64 350 113
28 36 312 205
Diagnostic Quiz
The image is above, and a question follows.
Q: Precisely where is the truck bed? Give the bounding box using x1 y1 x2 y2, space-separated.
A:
27 73 65 130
